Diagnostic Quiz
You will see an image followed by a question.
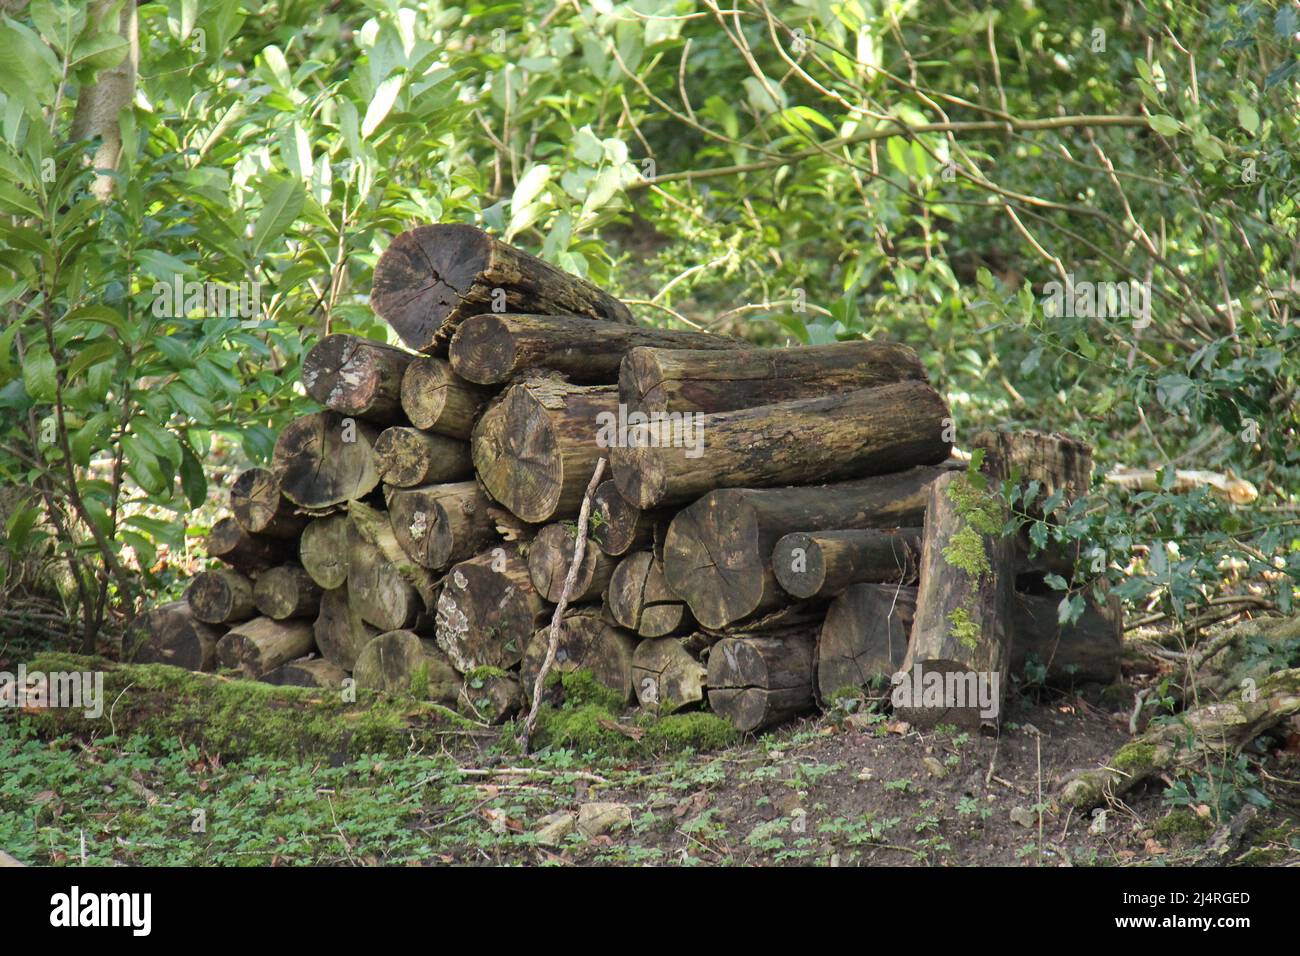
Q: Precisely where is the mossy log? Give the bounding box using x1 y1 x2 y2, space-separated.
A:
229 467 307 539
186 568 256 625
253 565 323 620
607 551 691 637
371 223 634 354
216 616 315 679
1062 664 1300 810
262 658 350 689
459 670 524 724
386 481 499 570
374 426 473 488
590 479 662 557
632 637 707 714
526 522 616 604
611 379 953 509
205 516 289 575
449 312 736 385
300 333 415 423
663 464 953 630
773 527 922 600
399 356 490 439
347 499 437 633
298 514 351 590
707 627 818 732
816 584 915 705
521 608 638 705
620 340 927 415
127 601 223 671
312 586 379 670
896 470 1013 730
471 377 619 523
435 547 546 672
272 411 381 509
353 630 461 703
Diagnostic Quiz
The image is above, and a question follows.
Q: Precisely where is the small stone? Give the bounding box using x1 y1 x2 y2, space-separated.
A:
533 811 576 847
1010 806 1036 828
922 756 947 778
577 802 632 839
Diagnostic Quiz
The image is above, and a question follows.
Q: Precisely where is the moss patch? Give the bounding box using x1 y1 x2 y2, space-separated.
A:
1152 810 1214 844
1112 741 1158 773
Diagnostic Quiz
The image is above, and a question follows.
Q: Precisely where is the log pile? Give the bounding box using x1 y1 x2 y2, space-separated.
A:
130 222 1122 735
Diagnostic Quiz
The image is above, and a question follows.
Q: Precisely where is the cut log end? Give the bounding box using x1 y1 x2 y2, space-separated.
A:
272 411 380 509
300 333 413 422
399 356 487 439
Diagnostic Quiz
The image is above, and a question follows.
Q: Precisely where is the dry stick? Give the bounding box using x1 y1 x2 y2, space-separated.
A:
519 458 608 753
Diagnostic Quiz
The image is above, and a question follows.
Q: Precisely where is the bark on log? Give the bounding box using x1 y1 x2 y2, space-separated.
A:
435 547 546 672
371 223 634 354
128 600 223 671
352 629 460 703
895 470 1013 730
459 670 524 724
186 568 256 624
300 333 415 423
216 616 315 678
773 528 921 600
312 585 379 670
620 339 926 415
611 379 953 509
520 608 638 705
607 551 691 637
347 500 436 633
206 516 289 575
230 467 307 539
449 312 736 384
707 628 818 732
262 658 350 689
664 465 953 630
471 377 619 523
1011 591 1122 686
373 426 473 488
632 637 707 713
526 522 616 604
816 584 915 705
590 480 661 557
298 514 351 590
272 411 381 509
399 356 490 439
253 565 323 621
973 428 1093 513
386 481 499 570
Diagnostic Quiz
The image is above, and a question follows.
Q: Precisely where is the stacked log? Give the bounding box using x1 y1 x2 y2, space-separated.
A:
127 223 1120 738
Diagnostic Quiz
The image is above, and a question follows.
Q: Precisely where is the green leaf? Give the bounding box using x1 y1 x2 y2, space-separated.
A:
179 441 207 508
250 177 304 258
362 74 404 138
65 339 120 384
1147 114 1181 136
1237 102 1260 135
22 346 56 402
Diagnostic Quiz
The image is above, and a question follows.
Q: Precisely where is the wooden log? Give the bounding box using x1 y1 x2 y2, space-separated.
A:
253 565 323 620
386 481 499 570
520 608 638 705
373 426 472 488
262 658 350 689
459 670 524 724
300 333 415 423
186 568 256 624
471 377 619 523
773 527 921 600
216 616 315 678
371 223 635 354
312 586 379 670
205 516 289 575
399 356 490 439
272 411 381 509
663 464 954 630
973 428 1093 514
620 339 926 415
347 499 436 633
526 522 616 604
435 547 546 672
230 467 307 539
298 514 350 590
706 628 817 732
449 312 736 385
1011 591 1122 686
589 480 660 557
816 584 915 704
895 470 1013 730
632 637 706 713
352 629 460 703
128 601 223 671
607 551 691 637
611 379 953 509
